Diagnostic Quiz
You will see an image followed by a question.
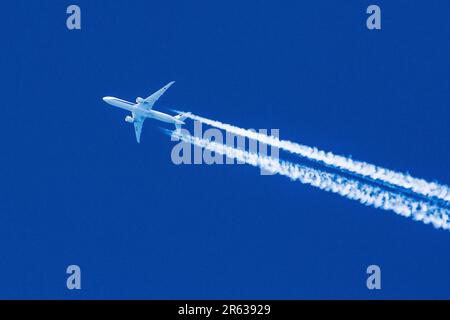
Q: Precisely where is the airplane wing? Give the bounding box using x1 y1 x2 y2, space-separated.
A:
141 81 175 111
133 117 145 143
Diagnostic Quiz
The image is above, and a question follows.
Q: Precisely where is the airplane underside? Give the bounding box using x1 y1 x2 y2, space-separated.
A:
103 81 190 143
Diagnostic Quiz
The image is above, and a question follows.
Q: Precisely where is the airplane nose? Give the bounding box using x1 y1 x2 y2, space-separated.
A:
103 97 114 104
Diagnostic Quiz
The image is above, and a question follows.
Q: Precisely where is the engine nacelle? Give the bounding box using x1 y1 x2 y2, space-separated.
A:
136 97 144 104
125 116 135 123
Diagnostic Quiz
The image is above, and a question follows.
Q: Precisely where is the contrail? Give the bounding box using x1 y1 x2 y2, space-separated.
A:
182 113 450 204
168 130 450 231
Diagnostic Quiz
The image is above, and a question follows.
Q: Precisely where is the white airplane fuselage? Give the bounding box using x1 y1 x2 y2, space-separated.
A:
102 97 184 126
103 81 190 143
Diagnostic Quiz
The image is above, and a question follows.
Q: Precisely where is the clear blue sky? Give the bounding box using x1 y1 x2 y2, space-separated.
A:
1 1 449 298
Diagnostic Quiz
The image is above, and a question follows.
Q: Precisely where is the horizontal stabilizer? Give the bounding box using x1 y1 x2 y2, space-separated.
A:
174 112 191 122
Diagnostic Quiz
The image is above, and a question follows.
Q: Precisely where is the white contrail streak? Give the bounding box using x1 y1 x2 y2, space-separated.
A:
183 113 450 204
169 130 450 231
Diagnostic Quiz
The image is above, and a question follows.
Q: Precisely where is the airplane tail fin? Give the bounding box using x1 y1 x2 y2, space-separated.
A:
174 112 191 132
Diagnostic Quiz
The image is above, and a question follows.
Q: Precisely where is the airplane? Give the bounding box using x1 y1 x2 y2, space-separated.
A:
102 81 190 143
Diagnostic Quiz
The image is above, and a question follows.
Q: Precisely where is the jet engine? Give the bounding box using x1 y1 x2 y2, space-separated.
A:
125 116 135 123
136 97 144 104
